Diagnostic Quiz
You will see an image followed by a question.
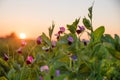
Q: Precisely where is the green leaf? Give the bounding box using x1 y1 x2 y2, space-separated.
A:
92 43 102 56
114 34 120 51
88 2 94 20
67 18 80 33
0 58 10 73
88 6 92 14
20 67 31 80
93 26 105 42
88 6 92 20
103 34 114 44
78 63 90 74
106 46 120 60
14 72 21 80
41 33 51 46
54 74 66 80
0 76 8 80
7 68 16 80
114 34 120 44
44 74 51 80
83 17 92 31
12 62 21 71
48 22 55 40
102 34 115 46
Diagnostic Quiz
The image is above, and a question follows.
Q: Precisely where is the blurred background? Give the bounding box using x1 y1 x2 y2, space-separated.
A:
0 0 120 39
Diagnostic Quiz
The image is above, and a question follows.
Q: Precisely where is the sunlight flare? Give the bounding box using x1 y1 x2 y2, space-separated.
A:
19 33 26 39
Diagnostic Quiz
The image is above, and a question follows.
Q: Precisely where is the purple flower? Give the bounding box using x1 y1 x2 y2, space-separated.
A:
76 30 81 34
52 41 57 48
56 70 60 76
26 56 34 64
71 55 77 61
55 33 60 40
59 27 65 33
76 26 85 34
37 36 42 45
79 26 85 31
17 47 22 54
40 65 49 72
3 54 9 61
67 36 74 42
54 27 65 40
21 40 27 47
67 36 74 45
40 76 43 80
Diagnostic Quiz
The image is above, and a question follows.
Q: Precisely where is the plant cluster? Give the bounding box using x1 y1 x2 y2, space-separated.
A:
0 5 120 80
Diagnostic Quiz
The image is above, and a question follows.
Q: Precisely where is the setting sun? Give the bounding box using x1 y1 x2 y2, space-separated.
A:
20 33 26 39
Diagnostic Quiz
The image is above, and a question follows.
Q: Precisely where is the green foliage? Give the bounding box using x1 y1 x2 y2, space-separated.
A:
67 18 80 34
41 33 51 46
114 34 120 51
88 6 93 20
0 4 120 80
48 22 55 40
0 58 10 75
83 17 92 31
0 76 7 80
107 46 120 60
102 34 120 60
93 26 105 42
83 4 94 32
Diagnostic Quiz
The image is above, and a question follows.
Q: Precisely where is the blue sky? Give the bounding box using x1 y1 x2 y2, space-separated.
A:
0 0 119 38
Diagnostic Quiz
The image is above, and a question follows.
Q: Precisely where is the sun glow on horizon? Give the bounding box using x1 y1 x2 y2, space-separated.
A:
19 33 26 39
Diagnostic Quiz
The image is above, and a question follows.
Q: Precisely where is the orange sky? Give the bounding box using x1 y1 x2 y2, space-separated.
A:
0 0 120 39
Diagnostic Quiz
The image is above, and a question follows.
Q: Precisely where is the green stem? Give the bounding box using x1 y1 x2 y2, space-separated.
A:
20 63 25 80
69 58 72 70
73 61 75 72
28 43 37 56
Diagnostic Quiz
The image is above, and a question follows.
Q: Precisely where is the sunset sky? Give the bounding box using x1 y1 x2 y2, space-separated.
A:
0 0 120 39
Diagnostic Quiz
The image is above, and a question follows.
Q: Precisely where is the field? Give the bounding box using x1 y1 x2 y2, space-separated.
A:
0 6 120 80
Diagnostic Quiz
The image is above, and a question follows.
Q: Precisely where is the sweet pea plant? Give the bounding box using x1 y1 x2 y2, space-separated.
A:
1 5 120 80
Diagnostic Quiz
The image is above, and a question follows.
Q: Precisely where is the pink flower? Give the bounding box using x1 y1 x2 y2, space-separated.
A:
21 40 27 47
37 36 42 45
17 47 22 54
60 27 65 33
58 31 61 34
40 65 49 72
26 56 34 64
54 27 65 40
3 53 9 61
52 41 57 48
